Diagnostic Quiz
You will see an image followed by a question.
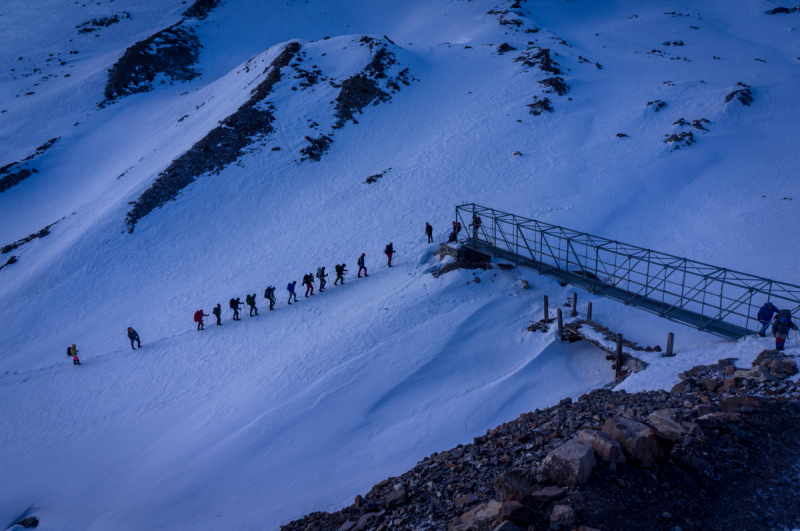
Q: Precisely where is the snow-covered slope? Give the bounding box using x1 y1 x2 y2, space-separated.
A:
1 0 799 529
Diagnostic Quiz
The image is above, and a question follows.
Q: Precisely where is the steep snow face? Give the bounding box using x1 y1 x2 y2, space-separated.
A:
1 0 800 529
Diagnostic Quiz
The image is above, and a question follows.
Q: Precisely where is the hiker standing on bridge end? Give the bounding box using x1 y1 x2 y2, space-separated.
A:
127 327 141 350
757 302 779 337
426 222 433 243
470 214 482 239
772 311 798 351
358 253 368 277
384 242 395 267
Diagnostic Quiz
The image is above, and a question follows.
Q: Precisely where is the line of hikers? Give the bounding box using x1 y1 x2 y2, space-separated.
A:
192 244 396 329
757 302 799 351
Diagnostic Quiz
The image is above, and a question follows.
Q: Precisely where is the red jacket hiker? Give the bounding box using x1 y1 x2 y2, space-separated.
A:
194 310 208 330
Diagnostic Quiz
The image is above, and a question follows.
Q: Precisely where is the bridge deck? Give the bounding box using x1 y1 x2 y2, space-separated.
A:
467 239 749 340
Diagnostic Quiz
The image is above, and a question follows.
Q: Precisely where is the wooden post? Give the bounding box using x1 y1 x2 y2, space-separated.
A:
615 334 623 378
587 302 593 321
571 292 578 317
557 308 563 341
543 295 549 322
666 332 675 357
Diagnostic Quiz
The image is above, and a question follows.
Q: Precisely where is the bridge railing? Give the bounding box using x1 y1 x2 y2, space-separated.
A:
455 203 800 339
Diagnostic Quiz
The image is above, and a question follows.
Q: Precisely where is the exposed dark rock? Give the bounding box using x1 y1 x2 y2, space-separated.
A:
11 516 38 528
103 22 201 104
1 218 63 256
646 99 665 111
616 133 628 138
665 131 694 147
125 42 301 231
496 43 517 55
300 135 333 162
663 40 685 46
182 0 222 20
724 82 753 105
77 12 130 33
364 168 391 184
527 97 553 116
514 47 561 74
493 468 537 499
333 76 389 129
0 137 59 193
538 77 569 96
769 6 792 14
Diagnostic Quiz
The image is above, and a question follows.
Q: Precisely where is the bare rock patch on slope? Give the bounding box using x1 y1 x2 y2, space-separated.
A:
125 42 301 231
0 137 59 194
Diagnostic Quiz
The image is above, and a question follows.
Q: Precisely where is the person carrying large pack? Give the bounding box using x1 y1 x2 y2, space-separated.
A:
264 286 277 310
317 267 327 292
334 264 347 285
757 302 779 337
287 281 298 304
246 293 258 316
384 242 395 267
230 298 241 320
67 343 81 365
772 309 798 351
212 303 222 325
303 274 315 297
194 309 208 330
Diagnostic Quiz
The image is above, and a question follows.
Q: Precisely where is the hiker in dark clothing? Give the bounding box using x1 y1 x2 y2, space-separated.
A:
229 298 241 320
287 281 298 304
194 309 208 330
426 222 433 243
448 230 457 243
68 343 81 365
212 304 222 325
772 310 798 351
358 253 368 277
264 286 276 310
384 242 395 267
246 293 258 316
757 302 779 337
304 274 315 297
470 215 482 239
127 327 141 350
334 264 347 285
317 267 327 291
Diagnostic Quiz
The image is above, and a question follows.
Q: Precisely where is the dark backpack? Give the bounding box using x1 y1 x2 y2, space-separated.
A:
384 245 392 255
67 346 72 357
229 298 236 309
335 265 342 274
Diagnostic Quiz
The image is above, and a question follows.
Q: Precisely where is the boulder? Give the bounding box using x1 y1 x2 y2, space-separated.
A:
492 521 524 531
695 404 715 416
603 417 674 467
670 378 695 394
459 500 502 529
719 396 761 413
530 486 567 502
502 501 540 527
647 409 684 441
540 438 596 486
493 468 537 499
700 378 719 392
383 487 406 509
735 367 780 383
577 428 626 463
550 505 577 527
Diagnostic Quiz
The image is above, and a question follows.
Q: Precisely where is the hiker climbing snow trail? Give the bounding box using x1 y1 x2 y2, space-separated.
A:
358 254 368 278
127 327 141 350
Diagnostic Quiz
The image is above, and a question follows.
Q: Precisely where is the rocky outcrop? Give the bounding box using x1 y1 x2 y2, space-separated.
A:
125 42 301 231
724 82 754 106
0 137 58 193
540 438 596 486
281 358 800 531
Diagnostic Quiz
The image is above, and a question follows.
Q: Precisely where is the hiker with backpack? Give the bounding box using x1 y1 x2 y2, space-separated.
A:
358 253 368 278
304 274 315 297
230 298 241 320
194 309 209 330
470 214 482 239
772 310 798 351
287 281 298 304
317 267 328 291
212 303 222 325
384 242 395 267
426 222 433 243
448 230 457 243
264 286 277 310
334 264 347 285
127 327 141 350
246 293 258 316
757 302 779 337
67 344 81 365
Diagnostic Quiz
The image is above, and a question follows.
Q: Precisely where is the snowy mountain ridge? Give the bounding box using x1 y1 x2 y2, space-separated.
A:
1 0 800 529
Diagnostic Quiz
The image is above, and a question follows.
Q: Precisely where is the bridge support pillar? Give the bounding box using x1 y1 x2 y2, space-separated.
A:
543 295 549 323
665 332 675 357
571 292 578 317
615 334 623 378
587 302 592 321
557 308 563 341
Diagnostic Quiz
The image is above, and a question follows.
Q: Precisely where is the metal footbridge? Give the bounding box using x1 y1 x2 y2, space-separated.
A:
456 204 800 340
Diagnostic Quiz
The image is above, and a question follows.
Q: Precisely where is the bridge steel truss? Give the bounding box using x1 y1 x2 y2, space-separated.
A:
455 203 800 340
